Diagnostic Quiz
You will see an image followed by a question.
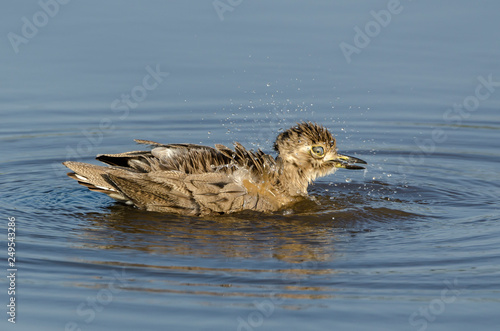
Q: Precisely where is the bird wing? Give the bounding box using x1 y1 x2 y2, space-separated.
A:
96 143 234 174
183 173 247 214
64 140 279 215
216 142 278 183
64 160 203 214
151 144 233 174
103 170 201 214
64 160 248 215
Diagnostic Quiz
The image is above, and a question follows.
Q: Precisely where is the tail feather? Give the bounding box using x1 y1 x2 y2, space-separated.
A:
63 161 130 203
96 151 151 168
63 161 200 213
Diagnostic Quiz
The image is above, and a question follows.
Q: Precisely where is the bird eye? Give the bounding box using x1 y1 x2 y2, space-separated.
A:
311 146 325 157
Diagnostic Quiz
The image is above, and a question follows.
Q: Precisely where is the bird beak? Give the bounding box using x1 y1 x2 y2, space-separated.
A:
326 153 367 170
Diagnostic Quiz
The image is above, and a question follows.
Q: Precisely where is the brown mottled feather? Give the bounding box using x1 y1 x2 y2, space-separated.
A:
63 122 366 215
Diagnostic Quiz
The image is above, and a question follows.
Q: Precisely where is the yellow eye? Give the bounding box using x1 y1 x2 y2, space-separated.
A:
311 146 325 157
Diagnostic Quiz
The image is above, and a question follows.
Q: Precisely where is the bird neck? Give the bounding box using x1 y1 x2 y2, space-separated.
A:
276 157 310 197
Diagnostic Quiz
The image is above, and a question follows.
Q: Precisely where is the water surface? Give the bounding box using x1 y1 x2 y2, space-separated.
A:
1 1 499 330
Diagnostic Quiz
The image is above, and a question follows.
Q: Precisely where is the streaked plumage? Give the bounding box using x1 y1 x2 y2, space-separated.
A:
63 122 366 215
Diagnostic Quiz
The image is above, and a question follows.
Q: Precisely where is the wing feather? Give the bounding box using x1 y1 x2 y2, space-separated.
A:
184 173 246 213
64 139 280 215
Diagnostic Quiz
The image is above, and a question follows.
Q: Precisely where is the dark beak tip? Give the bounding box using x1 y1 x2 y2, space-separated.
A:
345 164 366 170
330 154 367 169
339 154 367 165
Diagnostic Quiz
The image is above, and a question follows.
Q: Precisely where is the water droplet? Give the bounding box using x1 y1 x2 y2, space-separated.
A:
345 178 352 183
332 217 335 220
266 82 271 87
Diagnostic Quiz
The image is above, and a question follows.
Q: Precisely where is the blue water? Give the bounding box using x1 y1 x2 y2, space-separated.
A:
1 1 499 330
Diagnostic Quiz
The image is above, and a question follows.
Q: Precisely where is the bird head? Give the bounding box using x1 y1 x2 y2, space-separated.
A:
274 122 366 182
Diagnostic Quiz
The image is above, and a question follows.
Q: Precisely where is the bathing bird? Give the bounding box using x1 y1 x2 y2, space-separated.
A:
63 122 366 215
